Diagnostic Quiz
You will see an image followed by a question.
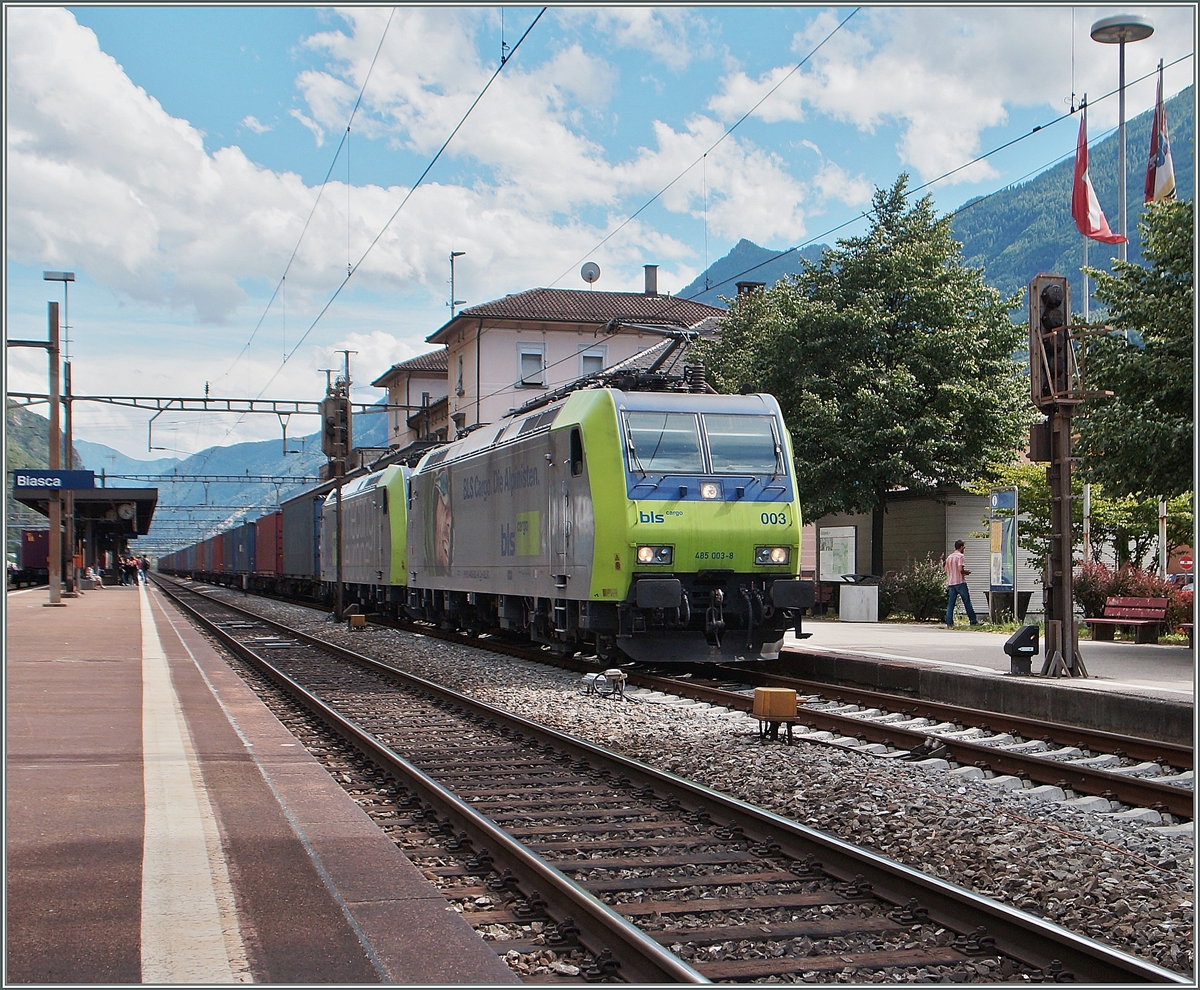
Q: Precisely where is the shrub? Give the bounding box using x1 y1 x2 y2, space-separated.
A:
1074 560 1112 617
1168 589 1193 631
877 571 900 620
894 555 948 622
1074 563 1192 631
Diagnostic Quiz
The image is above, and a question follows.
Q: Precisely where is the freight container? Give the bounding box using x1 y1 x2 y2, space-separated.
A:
231 521 256 574
282 483 329 579
255 511 283 576
18 529 49 570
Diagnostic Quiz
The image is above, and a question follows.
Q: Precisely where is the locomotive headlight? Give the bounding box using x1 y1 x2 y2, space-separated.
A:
636 545 674 565
700 482 720 500
755 546 790 565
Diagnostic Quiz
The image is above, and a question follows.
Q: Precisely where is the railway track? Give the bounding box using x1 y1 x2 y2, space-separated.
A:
157 576 1186 984
228 585 1194 821
620 670 1195 822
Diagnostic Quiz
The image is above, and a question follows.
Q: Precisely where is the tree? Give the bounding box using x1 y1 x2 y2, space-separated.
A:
966 463 1192 569
1077 199 1193 498
698 175 1031 573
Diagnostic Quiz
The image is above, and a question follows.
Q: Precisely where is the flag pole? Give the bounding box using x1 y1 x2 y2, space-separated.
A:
1081 98 1090 324
1080 97 1092 565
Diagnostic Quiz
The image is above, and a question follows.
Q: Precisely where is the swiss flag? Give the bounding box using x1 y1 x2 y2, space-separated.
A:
1144 65 1176 203
1071 107 1126 245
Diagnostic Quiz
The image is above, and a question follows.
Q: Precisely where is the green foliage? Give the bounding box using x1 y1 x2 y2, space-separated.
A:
1076 199 1193 498
876 574 898 621
698 175 1030 525
967 464 1192 569
6 402 82 557
882 554 949 622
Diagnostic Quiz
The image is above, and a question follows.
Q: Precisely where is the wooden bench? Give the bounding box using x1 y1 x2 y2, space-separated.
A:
1084 597 1170 644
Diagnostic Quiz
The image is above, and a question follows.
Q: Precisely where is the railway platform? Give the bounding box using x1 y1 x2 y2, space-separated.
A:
782 619 1194 745
5 582 518 985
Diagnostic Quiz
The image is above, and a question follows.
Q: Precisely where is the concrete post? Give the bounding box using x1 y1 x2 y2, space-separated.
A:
46 302 63 607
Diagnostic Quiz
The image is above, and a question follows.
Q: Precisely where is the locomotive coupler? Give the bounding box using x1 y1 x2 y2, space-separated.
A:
704 588 725 646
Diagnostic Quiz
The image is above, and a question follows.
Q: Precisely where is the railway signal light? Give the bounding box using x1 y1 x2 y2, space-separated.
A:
320 393 349 460
1029 274 1075 408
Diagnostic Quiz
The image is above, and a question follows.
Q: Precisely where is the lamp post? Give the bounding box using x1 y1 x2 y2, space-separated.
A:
449 251 466 317
44 271 78 594
1090 14 1154 262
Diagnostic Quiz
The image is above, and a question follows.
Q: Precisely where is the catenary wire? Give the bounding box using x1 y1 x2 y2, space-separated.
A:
547 7 862 290
659 51 1194 308
215 8 398 388
201 8 543 461
265 7 547 388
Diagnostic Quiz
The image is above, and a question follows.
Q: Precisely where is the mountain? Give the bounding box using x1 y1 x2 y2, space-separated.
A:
6 400 83 471
950 85 1193 309
73 440 182 482
5 401 85 554
677 239 829 306
679 88 1192 315
6 398 391 555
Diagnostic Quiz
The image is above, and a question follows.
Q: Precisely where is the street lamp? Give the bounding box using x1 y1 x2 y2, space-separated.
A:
1090 13 1154 262
449 251 466 317
43 271 79 595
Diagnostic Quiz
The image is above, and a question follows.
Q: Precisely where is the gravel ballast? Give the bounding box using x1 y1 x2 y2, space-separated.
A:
192 590 1195 978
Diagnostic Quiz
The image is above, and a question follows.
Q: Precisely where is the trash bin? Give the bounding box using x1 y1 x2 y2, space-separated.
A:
839 574 879 622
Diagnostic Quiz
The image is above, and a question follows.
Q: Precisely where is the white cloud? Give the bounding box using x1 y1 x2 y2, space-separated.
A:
241 115 271 134
708 6 1194 184
810 161 872 208
558 8 714 72
287 107 325 146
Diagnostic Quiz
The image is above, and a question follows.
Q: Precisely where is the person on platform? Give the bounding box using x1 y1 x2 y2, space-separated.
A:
944 539 978 627
138 556 149 584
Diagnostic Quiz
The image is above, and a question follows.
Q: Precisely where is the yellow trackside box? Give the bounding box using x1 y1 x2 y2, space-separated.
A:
752 687 797 718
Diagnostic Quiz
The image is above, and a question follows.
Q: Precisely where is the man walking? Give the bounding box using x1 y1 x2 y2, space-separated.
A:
944 539 978 627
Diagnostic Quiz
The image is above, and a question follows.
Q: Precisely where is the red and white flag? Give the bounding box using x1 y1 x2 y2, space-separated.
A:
1072 105 1126 244
1144 63 1176 203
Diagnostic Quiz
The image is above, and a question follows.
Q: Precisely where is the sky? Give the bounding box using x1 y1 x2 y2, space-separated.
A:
6 5 1195 461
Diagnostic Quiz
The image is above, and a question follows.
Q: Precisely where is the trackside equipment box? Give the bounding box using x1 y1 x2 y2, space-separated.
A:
752 687 797 718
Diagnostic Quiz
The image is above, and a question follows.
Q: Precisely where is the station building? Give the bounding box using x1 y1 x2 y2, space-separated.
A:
373 266 724 448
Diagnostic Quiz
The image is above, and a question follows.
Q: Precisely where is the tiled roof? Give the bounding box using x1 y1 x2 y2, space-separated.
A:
371 348 449 386
427 288 724 342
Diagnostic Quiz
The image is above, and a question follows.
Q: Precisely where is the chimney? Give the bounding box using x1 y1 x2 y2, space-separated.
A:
644 265 659 296
736 281 765 297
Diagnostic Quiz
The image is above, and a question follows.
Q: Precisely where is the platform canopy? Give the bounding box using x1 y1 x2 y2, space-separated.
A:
14 486 158 535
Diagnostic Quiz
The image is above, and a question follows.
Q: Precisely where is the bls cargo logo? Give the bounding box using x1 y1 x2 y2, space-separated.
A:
639 511 664 524
501 513 539 556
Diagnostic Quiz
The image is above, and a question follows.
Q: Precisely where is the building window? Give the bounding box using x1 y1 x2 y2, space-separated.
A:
518 345 545 388
456 356 464 396
580 347 606 378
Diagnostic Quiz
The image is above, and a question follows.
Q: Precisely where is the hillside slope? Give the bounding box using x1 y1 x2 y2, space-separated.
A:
677 239 829 306
950 85 1193 307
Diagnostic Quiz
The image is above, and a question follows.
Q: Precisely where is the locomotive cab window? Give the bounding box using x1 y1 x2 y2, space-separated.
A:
624 412 704 474
703 414 784 475
570 428 584 476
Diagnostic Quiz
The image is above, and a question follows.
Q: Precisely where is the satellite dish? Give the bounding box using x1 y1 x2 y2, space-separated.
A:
580 262 601 284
